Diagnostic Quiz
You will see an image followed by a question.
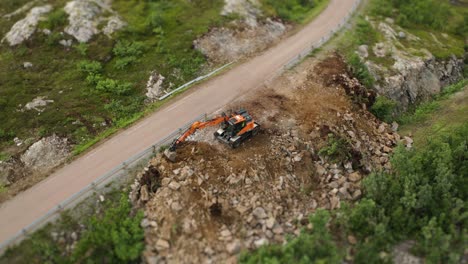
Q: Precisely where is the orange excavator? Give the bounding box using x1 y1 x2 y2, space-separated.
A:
164 109 260 161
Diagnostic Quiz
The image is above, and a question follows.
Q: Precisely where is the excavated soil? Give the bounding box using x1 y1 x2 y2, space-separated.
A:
131 54 404 264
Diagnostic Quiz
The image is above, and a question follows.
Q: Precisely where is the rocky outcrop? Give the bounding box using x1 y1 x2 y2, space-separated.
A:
20 135 70 173
194 0 288 63
24 96 54 112
359 20 465 110
145 72 165 101
222 0 261 27
2 5 52 46
64 0 125 42
194 19 287 63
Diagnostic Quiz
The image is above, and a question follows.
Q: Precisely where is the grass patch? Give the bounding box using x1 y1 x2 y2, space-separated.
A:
398 80 468 126
0 191 144 264
0 0 229 154
261 0 329 23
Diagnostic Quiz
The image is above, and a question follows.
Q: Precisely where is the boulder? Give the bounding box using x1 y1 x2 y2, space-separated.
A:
145 72 165 101
3 5 52 46
20 135 70 173
24 96 54 112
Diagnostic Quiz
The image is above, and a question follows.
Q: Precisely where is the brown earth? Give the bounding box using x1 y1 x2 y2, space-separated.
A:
132 54 404 263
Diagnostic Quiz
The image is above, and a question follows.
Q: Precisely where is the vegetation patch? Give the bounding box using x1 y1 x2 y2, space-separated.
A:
244 120 468 263
0 192 144 264
262 0 329 23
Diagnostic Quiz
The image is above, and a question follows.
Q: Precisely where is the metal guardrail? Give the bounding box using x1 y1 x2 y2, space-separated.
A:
158 62 234 101
281 0 361 72
0 113 209 253
0 0 362 254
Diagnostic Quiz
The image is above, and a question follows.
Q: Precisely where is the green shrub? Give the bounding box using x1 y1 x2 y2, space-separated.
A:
371 0 452 31
96 79 133 95
77 60 102 75
318 133 351 163
354 18 378 45
104 98 143 120
264 0 324 23
114 56 138 70
43 9 68 30
0 129 15 141
74 43 88 56
71 194 144 263
0 98 7 111
113 40 144 58
370 96 397 122
240 209 341 263
347 53 375 88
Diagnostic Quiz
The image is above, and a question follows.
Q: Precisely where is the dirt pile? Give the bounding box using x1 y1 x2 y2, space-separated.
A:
131 55 408 263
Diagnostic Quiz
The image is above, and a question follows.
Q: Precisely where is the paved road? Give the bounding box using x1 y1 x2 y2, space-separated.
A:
0 0 358 248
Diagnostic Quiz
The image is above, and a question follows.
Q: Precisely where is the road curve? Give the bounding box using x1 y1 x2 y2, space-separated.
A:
0 0 358 247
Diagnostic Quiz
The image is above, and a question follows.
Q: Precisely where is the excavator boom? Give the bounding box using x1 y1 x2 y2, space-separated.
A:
169 115 228 151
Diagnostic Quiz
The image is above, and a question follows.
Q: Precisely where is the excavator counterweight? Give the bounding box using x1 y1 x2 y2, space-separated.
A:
164 109 260 161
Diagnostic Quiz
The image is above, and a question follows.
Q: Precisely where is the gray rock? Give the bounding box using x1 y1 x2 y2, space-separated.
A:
3 5 52 46
102 15 126 36
140 184 149 202
64 0 101 42
13 137 23 146
252 207 267 219
168 181 181 191
357 45 369 59
23 62 33 68
140 219 151 229
59 39 73 47
161 177 171 186
146 72 165 101
254 238 268 248
226 240 241 254
398 31 406 39
21 135 70 173
373 42 387 58
171 201 183 212
24 96 54 112
156 239 170 250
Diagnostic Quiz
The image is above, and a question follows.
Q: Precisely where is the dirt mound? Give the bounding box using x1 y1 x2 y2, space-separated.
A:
132 54 405 263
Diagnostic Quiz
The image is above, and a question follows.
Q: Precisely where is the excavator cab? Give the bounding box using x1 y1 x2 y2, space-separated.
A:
214 109 259 148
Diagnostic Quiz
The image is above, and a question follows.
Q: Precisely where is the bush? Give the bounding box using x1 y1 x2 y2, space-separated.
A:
72 194 144 263
354 18 378 45
96 79 133 96
74 43 88 56
370 96 397 122
77 60 102 75
104 98 143 120
264 0 324 23
318 133 351 163
43 9 68 30
240 209 341 263
114 56 138 70
113 40 144 58
0 129 15 141
371 0 452 31
347 53 374 88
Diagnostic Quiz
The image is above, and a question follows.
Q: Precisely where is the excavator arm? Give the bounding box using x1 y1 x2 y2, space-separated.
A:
169 115 228 151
